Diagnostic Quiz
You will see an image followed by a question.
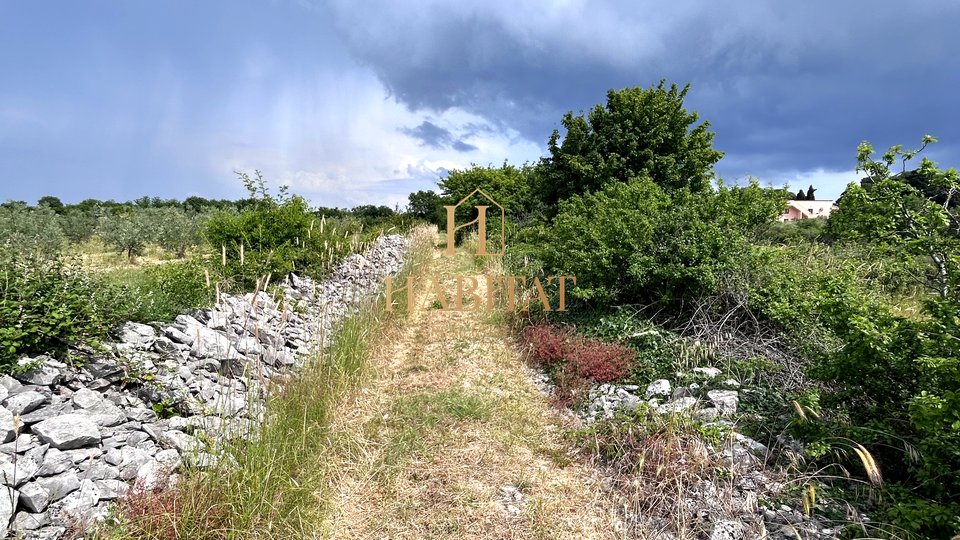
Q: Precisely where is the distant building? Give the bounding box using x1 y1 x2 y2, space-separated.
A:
780 199 836 222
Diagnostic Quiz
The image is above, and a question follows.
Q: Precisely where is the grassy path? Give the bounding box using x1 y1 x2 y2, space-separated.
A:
321 241 620 539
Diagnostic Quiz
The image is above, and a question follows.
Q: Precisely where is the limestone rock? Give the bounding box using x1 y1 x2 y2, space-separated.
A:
32 414 101 450
645 379 672 398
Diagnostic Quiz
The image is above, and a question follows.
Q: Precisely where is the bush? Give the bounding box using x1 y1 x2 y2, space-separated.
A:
102 259 214 323
520 324 634 401
0 248 112 368
540 177 669 303
203 171 361 290
520 325 570 367
566 339 633 384
540 177 784 305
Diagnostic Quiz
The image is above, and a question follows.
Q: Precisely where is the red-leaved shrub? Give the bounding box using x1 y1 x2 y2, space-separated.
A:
520 324 635 402
566 338 633 383
521 324 570 367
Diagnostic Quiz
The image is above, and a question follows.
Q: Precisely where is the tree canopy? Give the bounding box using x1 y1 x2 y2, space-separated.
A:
536 81 723 214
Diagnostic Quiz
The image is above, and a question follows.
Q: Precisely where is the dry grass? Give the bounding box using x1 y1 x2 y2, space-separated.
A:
94 228 436 540
320 237 622 539
572 411 765 539
69 237 187 272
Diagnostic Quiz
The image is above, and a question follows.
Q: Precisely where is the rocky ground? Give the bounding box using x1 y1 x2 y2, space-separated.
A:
540 366 865 539
0 234 410 539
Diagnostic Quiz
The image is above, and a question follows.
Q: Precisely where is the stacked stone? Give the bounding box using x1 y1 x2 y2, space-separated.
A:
0 234 410 538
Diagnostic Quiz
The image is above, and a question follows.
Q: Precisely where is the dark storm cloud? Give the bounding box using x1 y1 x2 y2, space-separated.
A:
326 1 960 182
401 120 479 153
401 120 455 149
452 140 479 152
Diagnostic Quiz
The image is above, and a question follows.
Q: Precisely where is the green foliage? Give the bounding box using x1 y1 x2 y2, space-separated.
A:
148 207 205 258
0 205 65 254
540 178 784 304
98 209 154 260
406 190 445 226
0 248 111 368
537 81 723 213
540 176 668 303
438 162 538 227
59 208 98 244
203 171 360 289
759 217 830 245
830 136 960 301
37 195 65 213
101 259 213 323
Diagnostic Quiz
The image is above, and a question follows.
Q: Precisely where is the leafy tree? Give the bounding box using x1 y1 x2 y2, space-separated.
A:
830 136 959 300
150 207 204 258
98 209 154 260
407 190 445 225
59 208 97 244
37 196 65 214
536 81 723 213
0 205 65 254
817 136 960 535
438 163 538 244
438 163 537 219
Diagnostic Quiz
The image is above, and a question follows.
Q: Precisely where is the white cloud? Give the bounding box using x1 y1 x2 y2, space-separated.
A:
198 61 541 207
778 168 860 200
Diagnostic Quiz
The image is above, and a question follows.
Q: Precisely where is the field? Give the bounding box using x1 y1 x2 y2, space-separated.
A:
2 83 959 540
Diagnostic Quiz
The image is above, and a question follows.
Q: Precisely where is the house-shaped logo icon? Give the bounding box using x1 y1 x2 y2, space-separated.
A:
443 188 505 257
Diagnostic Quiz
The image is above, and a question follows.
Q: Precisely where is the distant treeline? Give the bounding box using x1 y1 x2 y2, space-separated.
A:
4 194 399 221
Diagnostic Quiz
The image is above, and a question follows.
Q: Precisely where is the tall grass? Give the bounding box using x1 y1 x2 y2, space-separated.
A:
96 227 436 540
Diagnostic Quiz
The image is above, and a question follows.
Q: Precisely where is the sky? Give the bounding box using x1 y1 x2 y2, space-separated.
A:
2 1 958 209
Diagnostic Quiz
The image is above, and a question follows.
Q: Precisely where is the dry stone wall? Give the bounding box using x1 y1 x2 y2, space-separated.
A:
0 234 410 539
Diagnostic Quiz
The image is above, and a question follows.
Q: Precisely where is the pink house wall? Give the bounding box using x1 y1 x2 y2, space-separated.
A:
780 200 836 222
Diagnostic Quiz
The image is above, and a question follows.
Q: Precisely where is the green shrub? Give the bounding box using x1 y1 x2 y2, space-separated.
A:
540 176 668 303
203 171 361 290
540 178 783 305
102 259 214 323
0 248 111 368
758 216 830 245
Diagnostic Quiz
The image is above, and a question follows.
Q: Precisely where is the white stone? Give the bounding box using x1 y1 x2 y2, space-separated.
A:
71 388 104 409
4 391 47 415
645 379 672 398
36 471 80 502
32 414 101 450
0 486 17 537
0 407 15 444
692 367 722 379
656 397 698 414
18 482 50 512
707 390 740 415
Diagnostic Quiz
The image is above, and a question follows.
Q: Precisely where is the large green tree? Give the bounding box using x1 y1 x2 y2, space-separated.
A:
537 81 723 213
406 190 445 226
